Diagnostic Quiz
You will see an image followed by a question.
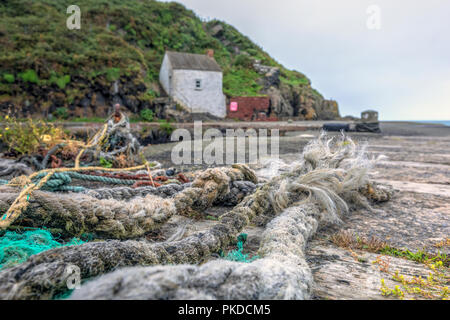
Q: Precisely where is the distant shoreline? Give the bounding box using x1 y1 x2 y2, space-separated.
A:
381 120 450 127
379 121 450 137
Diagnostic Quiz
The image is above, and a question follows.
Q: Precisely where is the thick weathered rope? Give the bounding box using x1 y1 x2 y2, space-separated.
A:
83 184 188 200
0 164 262 299
70 203 321 300
0 134 392 300
35 172 139 187
69 135 393 300
0 162 159 229
0 165 256 239
0 171 56 229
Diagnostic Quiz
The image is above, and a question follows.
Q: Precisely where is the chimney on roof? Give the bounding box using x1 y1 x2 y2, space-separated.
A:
206 49 214 59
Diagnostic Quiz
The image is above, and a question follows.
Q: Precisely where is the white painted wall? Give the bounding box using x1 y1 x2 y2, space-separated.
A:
159 53 226 118
159 54 172 95
171 69 226 118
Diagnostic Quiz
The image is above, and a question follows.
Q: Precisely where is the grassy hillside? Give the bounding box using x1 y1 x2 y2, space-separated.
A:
0 0 336 119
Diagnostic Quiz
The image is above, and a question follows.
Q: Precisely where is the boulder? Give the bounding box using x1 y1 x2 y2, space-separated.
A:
210 24 224 37
264 86 294 117
315 100 340 120
263 67 280 89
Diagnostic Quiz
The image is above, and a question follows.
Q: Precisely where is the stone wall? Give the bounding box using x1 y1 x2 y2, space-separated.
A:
226 96 277 121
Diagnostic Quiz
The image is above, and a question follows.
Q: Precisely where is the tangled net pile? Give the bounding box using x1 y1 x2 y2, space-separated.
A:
0 229 84 271
0 110 142 178
0 133 391 300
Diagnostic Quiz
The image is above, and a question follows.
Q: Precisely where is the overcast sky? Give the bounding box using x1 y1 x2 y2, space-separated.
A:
161 0 450 120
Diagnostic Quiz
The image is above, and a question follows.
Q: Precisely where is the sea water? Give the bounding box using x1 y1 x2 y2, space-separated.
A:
411 120 450 126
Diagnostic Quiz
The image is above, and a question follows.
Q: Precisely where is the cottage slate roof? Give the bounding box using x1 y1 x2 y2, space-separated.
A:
166 51 222 72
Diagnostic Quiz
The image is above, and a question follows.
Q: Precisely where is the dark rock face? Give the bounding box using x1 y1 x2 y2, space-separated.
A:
276 74 339 120
264 86 294 117
260 79 340 120
263 68 281 89
0 75 163 119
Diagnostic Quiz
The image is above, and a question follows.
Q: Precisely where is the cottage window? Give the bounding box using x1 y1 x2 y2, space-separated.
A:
195 79 202 90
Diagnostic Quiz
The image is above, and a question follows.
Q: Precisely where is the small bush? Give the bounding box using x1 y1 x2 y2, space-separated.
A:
53 107 69 120
18 69 39 84
0 115 68 155
140 108 154 122
233 54 253 68
147 88 159 98
50 73 71 89
3 74 15 83
138 89 159 103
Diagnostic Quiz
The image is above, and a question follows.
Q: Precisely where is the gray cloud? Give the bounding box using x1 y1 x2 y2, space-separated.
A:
161 0 450 120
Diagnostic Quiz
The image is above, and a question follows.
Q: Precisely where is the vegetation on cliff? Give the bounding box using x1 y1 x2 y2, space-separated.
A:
0 0 339 120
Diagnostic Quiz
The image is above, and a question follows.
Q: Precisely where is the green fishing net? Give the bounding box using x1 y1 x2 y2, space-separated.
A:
0 229 84 270
225 233 259 263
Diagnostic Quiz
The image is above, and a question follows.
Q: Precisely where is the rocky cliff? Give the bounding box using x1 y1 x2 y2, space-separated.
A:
0 0 340 120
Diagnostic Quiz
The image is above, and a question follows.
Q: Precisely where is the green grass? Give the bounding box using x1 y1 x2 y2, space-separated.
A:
280 76 309 87
380 246 449 266
279 68 310 87
223 67 264 97
158 119 175 135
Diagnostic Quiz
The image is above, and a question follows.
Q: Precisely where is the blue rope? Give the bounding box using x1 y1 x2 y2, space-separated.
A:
2 169 156 193
34 172 137 186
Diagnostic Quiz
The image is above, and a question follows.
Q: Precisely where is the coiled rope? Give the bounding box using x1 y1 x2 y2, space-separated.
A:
0 162 159 230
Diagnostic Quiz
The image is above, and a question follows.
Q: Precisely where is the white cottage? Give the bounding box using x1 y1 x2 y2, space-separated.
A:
159 50 226 118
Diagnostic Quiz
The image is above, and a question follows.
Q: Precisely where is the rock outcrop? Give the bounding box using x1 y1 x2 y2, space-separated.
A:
252 61 339 120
